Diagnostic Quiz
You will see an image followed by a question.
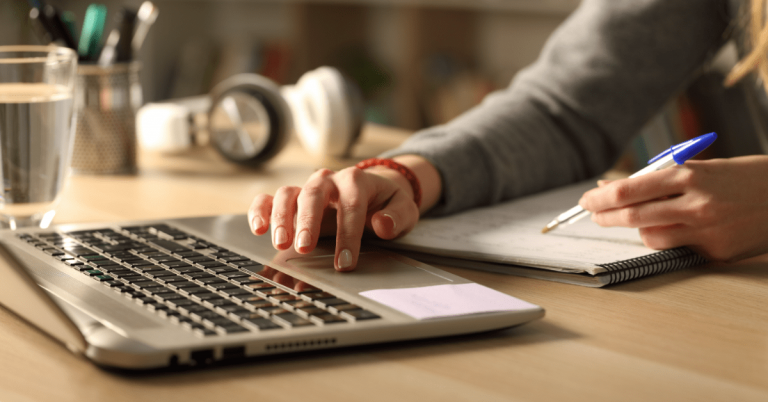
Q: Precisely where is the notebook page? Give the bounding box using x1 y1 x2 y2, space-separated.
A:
385 182 655 275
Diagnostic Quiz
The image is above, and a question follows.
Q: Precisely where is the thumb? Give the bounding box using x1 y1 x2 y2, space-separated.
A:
369 191 420 240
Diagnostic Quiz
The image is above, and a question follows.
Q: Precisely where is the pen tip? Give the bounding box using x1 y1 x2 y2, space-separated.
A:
541 226 551 234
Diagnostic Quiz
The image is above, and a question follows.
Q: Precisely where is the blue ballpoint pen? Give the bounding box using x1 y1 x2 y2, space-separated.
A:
541 132 718 234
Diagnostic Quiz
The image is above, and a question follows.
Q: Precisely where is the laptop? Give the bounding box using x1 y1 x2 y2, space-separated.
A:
0 214 544 370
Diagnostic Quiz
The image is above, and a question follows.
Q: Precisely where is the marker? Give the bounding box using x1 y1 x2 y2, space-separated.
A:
114 8 137 62
78 4 107 61
541 132 718 234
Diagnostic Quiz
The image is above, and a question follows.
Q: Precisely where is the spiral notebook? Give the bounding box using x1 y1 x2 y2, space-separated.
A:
375 181 708 287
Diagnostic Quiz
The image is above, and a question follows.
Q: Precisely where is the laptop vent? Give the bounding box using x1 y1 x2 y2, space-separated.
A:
265 338 337 351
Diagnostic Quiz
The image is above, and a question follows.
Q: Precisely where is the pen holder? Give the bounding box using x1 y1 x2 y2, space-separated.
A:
72 62 142 174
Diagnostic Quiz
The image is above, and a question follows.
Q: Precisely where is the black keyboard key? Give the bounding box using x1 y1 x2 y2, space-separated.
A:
145 270 176 278
208 283 238 291
155 292 186 301
197 261 226 268
133 265 164 272
273 313 314 327
144 286 171 295
179 304 209 314
231 260 261 267
181 286 211 295
220 271 250 279
340 309 381 321
177 251 203 258
153 256 180 263
216 324 249 334
150 239 189 253
204 316 236 327
167 298 197 308
133 280 160 289
168 281 198 289
128 260 155 267
243 317 282 331
330 303 361 313
271 294 301 302
302 292 336 300
310 314 347 325
195 293 223 301
218 255 249 263
247 282 276 291
207 299 237 308
186 272 215 280
198 277 226 285
230 277 261 286
90 259 120 267
136 297 159 306
221 288 252 296
316 298 350 308
157 275 186 283
295 307 327 318
173 266 201 273
209 266 238 274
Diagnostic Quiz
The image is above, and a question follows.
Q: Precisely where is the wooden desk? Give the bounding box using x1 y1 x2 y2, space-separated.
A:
1 125 768 401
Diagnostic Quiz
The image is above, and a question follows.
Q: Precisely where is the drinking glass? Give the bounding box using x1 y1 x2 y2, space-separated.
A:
0 46 78 229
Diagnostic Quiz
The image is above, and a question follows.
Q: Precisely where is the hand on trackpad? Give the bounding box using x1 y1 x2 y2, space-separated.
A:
285 252 456 293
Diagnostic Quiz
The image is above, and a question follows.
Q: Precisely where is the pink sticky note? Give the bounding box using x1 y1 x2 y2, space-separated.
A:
360 283 539 320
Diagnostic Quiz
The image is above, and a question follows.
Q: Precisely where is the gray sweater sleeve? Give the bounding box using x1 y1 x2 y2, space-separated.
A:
380 0 731 216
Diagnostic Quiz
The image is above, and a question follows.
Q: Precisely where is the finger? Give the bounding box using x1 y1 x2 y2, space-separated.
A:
591 195 688 228
580 168 685 212
638 224 694 251
294 169 336 254
370 190 420 239
333 168 369 272
596 179 612 187
248 194 273 235
270 186 302 250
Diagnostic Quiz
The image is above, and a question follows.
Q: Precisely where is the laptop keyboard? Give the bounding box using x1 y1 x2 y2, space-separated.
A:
16 224 380 337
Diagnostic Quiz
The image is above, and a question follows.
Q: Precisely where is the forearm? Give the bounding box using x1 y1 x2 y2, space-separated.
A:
382 0 730 216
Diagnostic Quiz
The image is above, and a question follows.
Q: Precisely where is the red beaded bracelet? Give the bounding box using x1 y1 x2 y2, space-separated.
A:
355 158 422 208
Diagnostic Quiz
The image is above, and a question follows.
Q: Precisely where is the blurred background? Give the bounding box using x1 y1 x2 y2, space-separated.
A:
0 0 578 130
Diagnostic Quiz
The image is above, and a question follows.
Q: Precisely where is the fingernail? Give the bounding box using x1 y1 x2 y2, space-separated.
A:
296 230 311 249
383 213 396 231
251 216 264 232
337 249 353 270
273 226 288 246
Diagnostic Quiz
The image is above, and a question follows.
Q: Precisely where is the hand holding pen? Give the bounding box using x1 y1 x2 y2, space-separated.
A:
556 132 768 262
543 132 718 233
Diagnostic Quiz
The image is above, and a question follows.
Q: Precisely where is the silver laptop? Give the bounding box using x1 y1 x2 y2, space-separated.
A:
0 214 544 369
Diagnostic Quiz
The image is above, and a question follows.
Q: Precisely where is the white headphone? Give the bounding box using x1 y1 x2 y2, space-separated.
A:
136 66 364 165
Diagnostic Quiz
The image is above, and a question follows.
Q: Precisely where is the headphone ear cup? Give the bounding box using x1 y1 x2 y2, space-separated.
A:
286 66 363 158
207 74 292 166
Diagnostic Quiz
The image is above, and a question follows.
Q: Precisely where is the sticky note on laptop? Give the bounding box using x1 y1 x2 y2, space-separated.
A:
360 283 539 320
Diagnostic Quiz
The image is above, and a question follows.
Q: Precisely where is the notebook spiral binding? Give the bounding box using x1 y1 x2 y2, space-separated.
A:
597 247 709 285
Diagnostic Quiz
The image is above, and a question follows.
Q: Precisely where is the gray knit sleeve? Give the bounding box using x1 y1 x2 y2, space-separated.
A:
380 0 731 216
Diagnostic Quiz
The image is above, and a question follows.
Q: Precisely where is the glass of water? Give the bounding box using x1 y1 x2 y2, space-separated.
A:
0 46 78 229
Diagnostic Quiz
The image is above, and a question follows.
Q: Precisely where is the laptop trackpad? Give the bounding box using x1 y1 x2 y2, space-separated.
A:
280 252 457 293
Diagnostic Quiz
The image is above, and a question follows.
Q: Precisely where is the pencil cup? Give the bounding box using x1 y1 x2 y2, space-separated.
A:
72 63 142 174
